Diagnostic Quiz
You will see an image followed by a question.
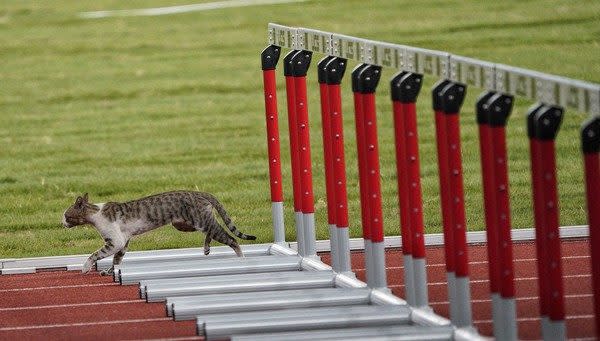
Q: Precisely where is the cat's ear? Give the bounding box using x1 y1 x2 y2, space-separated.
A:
75 196 84 207
82 193 89 203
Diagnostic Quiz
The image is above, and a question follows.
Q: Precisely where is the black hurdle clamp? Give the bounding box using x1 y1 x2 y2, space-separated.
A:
581 116 600 154
391 72 423 103
261 45 281 71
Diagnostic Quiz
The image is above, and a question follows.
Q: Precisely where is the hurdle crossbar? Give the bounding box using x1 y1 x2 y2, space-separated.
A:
267 23 600 117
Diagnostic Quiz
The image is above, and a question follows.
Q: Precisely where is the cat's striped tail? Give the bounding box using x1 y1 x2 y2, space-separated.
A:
205 194 257 240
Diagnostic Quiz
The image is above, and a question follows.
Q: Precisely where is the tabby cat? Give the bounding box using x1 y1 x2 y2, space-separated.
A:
62 191 256 275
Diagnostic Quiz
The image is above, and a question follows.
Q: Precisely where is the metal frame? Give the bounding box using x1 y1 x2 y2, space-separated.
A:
268 23 600 117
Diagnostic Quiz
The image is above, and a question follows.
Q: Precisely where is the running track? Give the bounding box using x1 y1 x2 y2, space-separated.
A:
0 239 593 340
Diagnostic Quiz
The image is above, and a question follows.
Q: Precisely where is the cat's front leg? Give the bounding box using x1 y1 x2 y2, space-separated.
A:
82 238 125 274
100 240 130 276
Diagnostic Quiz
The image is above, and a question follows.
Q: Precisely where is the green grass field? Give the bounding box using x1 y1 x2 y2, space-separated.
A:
1 0 599 258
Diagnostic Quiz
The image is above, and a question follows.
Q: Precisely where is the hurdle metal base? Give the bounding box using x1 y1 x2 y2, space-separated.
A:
403 255 416 306
200 305 411 341
145 271 336 302
116 255 302 284
170 287 372 320
230 325 455 341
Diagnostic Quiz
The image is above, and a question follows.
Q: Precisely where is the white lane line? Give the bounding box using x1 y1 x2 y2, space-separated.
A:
79 0 307 19
0 283 117 293
124 337 203 341
352 255 590 272
0 300 141 312
473 314 594 324
0 317 171 331
388 274 592 288
429 293 594 306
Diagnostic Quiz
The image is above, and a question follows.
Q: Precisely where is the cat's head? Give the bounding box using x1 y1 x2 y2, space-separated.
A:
62 193 93 228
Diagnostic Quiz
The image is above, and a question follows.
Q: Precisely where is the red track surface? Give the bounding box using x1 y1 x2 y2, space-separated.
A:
322 239 595 340
0 239 594 340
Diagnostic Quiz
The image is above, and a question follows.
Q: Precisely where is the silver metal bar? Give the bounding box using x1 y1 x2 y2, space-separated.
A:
491 293 504 340
545 319 566 341
302 213 317 258
413 257 429 308
336 226 351 273
403 255 416 306
294 211 305 256
501 297 518 340
145 271 335 302
271 201 285 245
328 224 339 272
118 255 302 284
364 239 373 287
267 23 600 117
171 287 371 320
97 244 271 270
197 305 409 330
139 270 309 299
455 276 473 328
230 325 454 341
447 272 458 325
370 241 388 289
202 305 411 341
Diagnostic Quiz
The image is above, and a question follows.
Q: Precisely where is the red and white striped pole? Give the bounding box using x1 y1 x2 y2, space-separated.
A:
434 81 473 328
283 50 305 255
359 65 387 289
485 93 518 340
352 64 374 286
318 55 339 270
432 79 457 323
581 116 600 338
391 71 428 307
530 105 566 339
260 45 285 245
324 57 352 273
291 50 317 258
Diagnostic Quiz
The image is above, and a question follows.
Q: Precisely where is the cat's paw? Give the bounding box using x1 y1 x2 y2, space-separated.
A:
100 267 114 276
204 248 210 256
81 261 93 274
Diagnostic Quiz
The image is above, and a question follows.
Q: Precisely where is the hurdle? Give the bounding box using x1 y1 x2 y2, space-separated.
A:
266 23 599 339
3 23 599 341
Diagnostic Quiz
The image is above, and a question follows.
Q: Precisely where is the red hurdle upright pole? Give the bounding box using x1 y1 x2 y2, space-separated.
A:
392 71 415 304
260 45 285 245
532 106 566 339
476 91 504 339
283 50 305 254
438 81 472 328
432 79 458 323
487 93 517 340
318 55 339 270
290 50 317 258
357 64 387 289
391 71 428 307
352 64 374 286
581 116 600 337
324 57 351 273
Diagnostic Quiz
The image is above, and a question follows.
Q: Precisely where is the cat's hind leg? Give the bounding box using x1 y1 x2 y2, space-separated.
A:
208 221 244 257
100 240 130 276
